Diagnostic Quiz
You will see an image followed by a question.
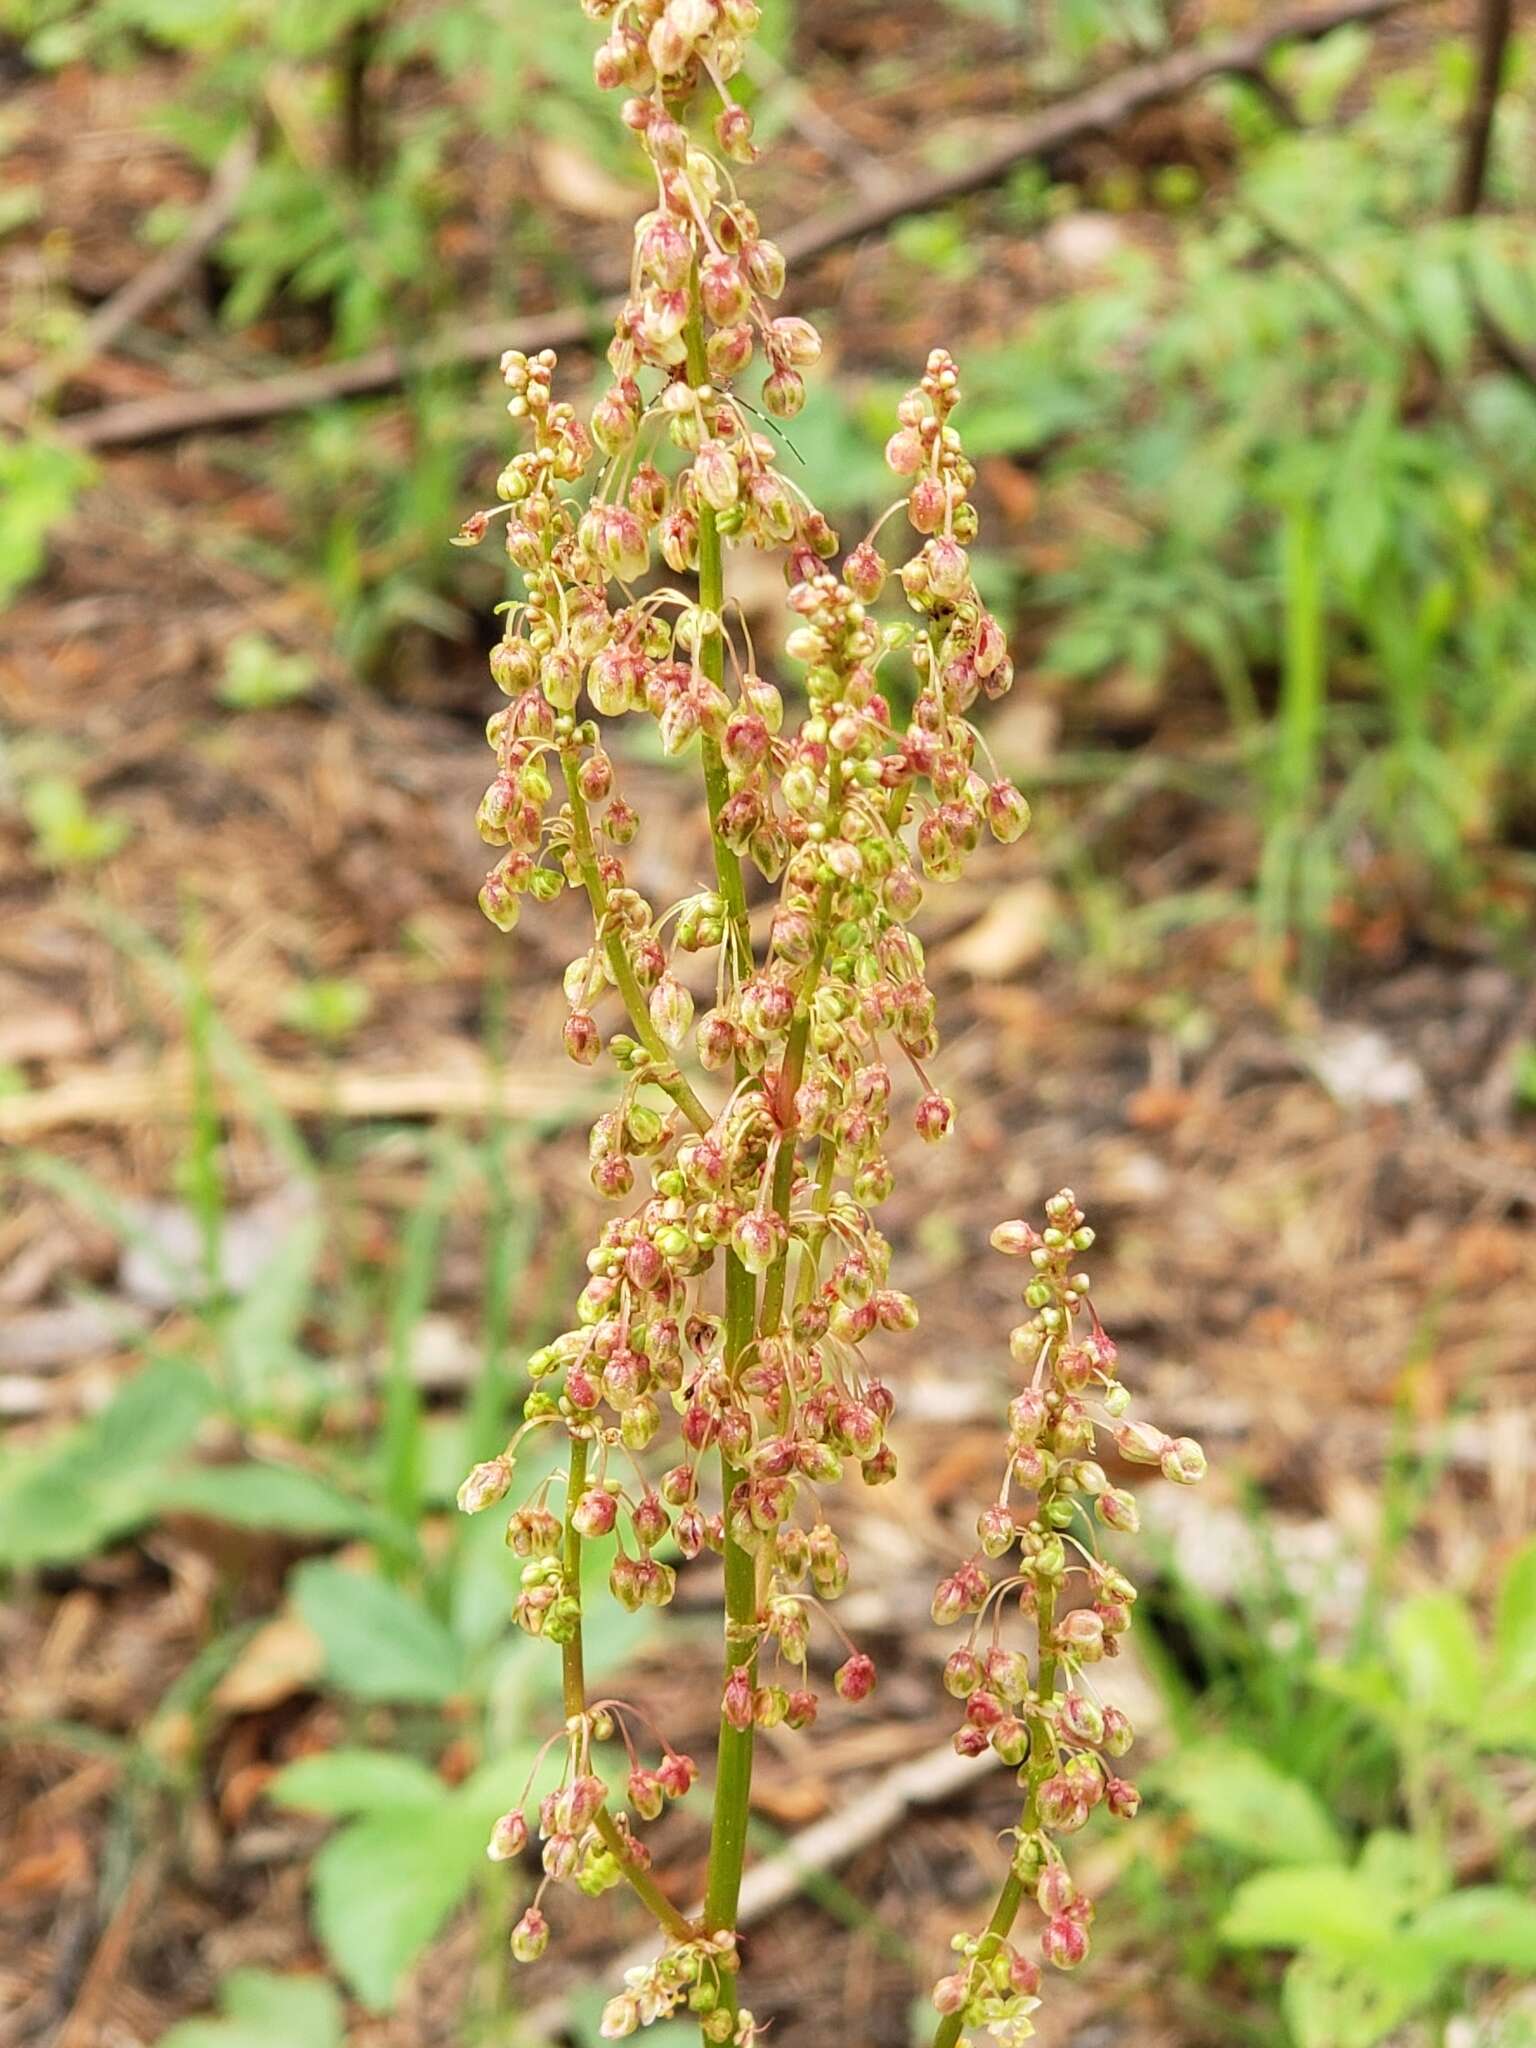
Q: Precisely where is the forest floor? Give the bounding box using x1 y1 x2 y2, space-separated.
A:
3 3 1533 2044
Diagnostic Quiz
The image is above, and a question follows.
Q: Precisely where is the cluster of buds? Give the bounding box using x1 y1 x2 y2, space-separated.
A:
598 1933 756 2041
454 0 1050 2035
929 1196 1207 2045
482 1702 699 1968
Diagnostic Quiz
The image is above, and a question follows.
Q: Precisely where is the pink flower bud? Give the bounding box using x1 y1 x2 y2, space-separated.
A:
834 1651 876 1702
1056 1608 1106 1658
637 213 692 290
1037 1862 1077 1916
657 1749 697 1797
723 710 770 771
943 1647 984 1697
977 1502 1016 1558
745 237 786 297
914 1091 954 1142
510 1905 549 1962
931 1974 968 2017
731 1210 783 1275
628 1767 664 1821
572 1486 618 1538
542 1829 579 1880
984 1646 1030 1701
648 971 694 1048
986 779 1032 843
487 1807 528 1860
763 367 806 419
1038 1773 1088 1832
457 1456 513 1515
908 476 947 532
785 1687 818 1729
564 1773 606 1831
715 101 757 162
696 1009 738 1070
1106 1775 1141 1820
1058 1692 1105 1747
1042 1915 1089 1970
923 535 969 600
695 439 740 512
843 539 887 602
1114 1420 1169 1467
1096 1486 1139 1533
885 428 922 475
706 321 755 380
563 1010 601 1065
701 253 749 326
1160 1435 1207 1485
723 1667 755 1731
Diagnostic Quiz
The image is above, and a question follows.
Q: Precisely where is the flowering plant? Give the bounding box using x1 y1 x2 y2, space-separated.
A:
453 2 1206 2040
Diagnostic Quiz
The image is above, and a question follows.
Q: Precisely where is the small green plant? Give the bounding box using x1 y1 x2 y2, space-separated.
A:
217 632 318 711
159 1968 343 2048
21 772 132 867
1146 1535 1536 2048
281 976 373 1040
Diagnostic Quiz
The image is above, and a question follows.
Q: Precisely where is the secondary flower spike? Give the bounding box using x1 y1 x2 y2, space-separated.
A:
929 1195 1208 2046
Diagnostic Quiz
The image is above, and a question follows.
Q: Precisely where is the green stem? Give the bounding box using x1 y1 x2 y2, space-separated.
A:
682 297 763 2030
931 1589 1058 2048
561 751 712 1134
683 308 754 986
560 1433 697 1944
756 875 835 1335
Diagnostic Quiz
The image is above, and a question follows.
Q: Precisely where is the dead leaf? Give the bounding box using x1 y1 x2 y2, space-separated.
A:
941 880 1056 980
1126 1085 1195 1131
532 139 637 221
978 457 1038 529
213 1612 324 1715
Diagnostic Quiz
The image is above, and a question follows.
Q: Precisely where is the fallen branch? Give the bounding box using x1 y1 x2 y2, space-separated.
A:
0 1060 602 1139
58 0 1417 451
7 130 258 411
1450 0 1513 217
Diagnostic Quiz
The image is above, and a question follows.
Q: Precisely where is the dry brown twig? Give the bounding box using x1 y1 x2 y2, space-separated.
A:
48 0 1418 451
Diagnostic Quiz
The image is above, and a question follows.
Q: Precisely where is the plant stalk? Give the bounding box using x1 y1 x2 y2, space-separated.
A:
560 1433 698 1943
562 752 713 1134
682 300 763 2028
931 1589 1059 2048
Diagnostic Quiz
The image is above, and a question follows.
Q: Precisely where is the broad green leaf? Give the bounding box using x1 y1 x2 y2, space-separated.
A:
271 1749 443 1817
0 1360 214 1567
0 437 94 607
1281 1947 1444 2048
1355 1829 1447 1914
1221 1865 1396 1959
1477 1693 1536 1754
160 1968 341 2048
310 1800 486 2009
1407 255 1473 373
292 1561 466 1705
1386 1591 1483 1726
1168 1743 1345 1867
219 1213 325 1411
1411 1887 1536 1970
1495 1538 1536 1689
154 1461 373 1537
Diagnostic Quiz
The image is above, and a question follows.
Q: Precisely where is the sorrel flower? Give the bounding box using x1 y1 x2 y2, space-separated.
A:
444 0 1135 2038
928 1195 1206 2045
